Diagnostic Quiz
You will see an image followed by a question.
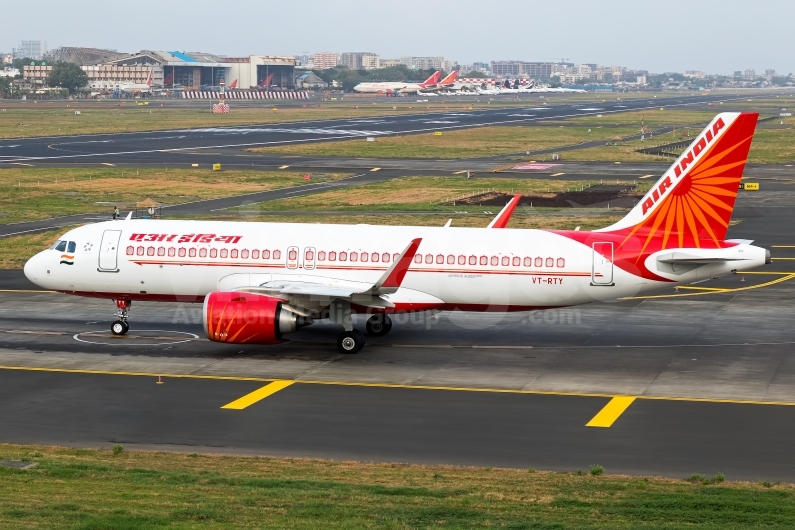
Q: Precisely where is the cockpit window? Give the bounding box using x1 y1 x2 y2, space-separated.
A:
52 241 67 252
67 241 76 253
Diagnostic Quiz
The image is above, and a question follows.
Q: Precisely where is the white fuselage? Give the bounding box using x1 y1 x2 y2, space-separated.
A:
25 219 767 311
353 82 426 94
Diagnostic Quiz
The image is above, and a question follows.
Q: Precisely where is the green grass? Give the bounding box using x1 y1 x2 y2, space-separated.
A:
240 176 613 212
0 167 348 224
1 444 795 529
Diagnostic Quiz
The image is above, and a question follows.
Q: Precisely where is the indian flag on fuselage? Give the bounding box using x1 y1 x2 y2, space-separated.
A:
59 254 74 265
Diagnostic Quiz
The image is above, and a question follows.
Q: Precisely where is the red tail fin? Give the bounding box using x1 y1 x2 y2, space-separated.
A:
422 71 441 86
439 70 458 85
600 112 758 252
146 70 153 86
228 79 237 89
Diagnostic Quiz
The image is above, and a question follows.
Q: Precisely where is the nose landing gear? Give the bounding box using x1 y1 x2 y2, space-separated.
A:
111 299 131 335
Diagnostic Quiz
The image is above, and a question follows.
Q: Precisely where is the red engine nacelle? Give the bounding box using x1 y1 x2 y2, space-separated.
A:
203 291 305 345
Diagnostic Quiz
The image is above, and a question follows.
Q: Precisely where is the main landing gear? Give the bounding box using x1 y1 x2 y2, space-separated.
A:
365 314 392 337
334 315 393 354
111 299 131 336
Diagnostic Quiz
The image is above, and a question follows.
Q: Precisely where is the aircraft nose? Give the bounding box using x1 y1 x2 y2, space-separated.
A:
24 251 46 286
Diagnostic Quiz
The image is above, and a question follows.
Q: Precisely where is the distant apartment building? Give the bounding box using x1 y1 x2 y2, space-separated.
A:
400 56 444 70
13 40 47 60
340 52 376 70
491 61 557 80
744 69 756 79
685 70 706 78
765 69 776 77
379 58 399 68
2 53 12 65
360 54 380 70
472 62 490 73
312 52 339 70
734 71 743 78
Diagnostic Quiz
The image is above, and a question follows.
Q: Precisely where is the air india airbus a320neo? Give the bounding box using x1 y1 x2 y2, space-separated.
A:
24 112 769 353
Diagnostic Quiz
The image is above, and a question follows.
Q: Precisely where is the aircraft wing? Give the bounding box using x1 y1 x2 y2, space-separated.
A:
233 238 422 310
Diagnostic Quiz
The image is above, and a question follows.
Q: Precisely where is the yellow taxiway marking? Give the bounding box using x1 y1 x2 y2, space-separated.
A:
11 163 34 167
2 365 795 407
278 165 290 169
221 380 295 410
550 172 565 177
370 167 381 172
101 163 115 167
638 174 655 179
771 246 795 248
586 396 636 428
191 163 199 167
623 273 795 300
772 258 795 261
453 170 468 174
675 286 729 291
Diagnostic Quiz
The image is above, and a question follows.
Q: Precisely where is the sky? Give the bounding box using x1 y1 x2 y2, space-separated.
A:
3 0 793 75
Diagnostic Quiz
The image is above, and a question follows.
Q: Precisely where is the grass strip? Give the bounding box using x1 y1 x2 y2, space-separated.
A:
1 443 794 529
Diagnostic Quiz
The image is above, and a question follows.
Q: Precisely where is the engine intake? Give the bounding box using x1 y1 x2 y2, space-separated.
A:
203 291 307 345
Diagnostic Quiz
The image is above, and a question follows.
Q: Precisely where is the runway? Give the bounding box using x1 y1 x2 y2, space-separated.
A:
2 183 795 480
0 93 754 166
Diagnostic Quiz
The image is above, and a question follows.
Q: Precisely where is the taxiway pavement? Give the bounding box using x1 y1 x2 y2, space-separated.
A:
1 183 795 479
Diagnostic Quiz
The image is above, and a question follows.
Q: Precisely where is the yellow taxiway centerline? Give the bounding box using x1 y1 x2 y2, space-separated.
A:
278 165 290 169
550 172 565 177
638 174 655 179
622 273 795 300
370 167 381 172
221 380 294 409
586 396 636 427
2 365 795 407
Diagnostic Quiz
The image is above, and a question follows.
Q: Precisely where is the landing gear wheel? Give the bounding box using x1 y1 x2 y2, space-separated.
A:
365 314 392 337
337 330 365 354
111 320 129 336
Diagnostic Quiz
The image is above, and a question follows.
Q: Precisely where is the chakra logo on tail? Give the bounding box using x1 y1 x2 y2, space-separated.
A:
60 254 74 265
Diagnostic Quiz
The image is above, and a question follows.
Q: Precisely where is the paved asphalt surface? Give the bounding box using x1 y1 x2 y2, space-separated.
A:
4 93 795 480
2 181 795 480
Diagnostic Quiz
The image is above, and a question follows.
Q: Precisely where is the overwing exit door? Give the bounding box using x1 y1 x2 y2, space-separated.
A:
591 242 614 286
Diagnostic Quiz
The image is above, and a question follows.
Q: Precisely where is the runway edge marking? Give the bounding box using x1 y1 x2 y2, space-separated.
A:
221 380 295 409
2 365 795 406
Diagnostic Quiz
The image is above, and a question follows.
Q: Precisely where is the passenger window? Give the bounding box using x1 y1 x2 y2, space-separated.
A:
158 247 165 256
262 250 270 259
546 257 554 267
339 252 347 261
273 250 281 259
350 252 358 262
535 257 543 267
360 252 368 262
491 256 498 266
382 253 390 262
524 257 532 267
480 256 488 266
425 254 433 264
329 251 336 261
317 251 325 261
126 246 134 256
371 252 379 262
436 254 444 264
231 249 239 259
178 248 186 257
252 250 259 259
199 248 207 258
513 257 520 266
447 255 455 265
557 258 565 268
210 248 218 258
67 241 76 253
241 249 249 259
168 248 176 257
188 248 196 258
469 255 477 265
458 255 466 265
220 249 228 258
393 253 399 261
502 256 510 266
54 241 67 252
414 255 422 264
